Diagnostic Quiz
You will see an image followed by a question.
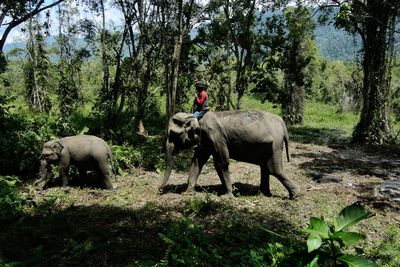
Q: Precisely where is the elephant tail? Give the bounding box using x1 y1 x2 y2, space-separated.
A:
284 125 290 162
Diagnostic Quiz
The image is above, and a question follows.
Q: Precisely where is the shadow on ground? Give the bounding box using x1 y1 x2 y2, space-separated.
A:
297 145 400 179
297 143 400 210
289 126 349 145
0 199 303 266
39 172 113 190
161 182 281 198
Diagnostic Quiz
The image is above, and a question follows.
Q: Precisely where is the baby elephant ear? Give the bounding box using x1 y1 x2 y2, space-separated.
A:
53 141 64 155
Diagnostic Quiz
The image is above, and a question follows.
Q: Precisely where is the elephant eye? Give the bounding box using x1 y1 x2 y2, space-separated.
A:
184 121 192 128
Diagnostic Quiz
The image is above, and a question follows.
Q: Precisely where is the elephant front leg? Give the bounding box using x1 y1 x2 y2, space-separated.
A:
59 165 70 187
97 162 113 190
260 165 272 197
185 150 210 194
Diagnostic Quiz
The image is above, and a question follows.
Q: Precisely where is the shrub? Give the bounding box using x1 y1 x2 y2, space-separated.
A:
0 112 56 178
158 197 294 266
0 176 34 218
111 144 142 175
302 202 378 267
112 138 164 175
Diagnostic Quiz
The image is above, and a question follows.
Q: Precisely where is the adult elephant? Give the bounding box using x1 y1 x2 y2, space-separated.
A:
160 110 299 199
37 135 114 189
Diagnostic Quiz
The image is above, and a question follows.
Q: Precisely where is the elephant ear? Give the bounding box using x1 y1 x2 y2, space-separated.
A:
185 116 199 131
53 141 64 155
170 113 198 134
185 116 200 144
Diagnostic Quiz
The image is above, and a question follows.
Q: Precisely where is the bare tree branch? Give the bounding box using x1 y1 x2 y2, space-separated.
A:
0 0 64 52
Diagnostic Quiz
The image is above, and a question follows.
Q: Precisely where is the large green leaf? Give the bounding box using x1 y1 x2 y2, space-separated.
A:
303 217 330 239
338 254 379 267
330 231 365 246
307 233 322 253
306 255 319 267
334 203 375 231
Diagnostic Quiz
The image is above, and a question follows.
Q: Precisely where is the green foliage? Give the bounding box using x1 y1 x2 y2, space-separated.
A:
368 226 400 266
0 176 33 218
112 137 164 174
159 215 290 267
302 203 377 267
310 58 362 111
0 92 14 118
111 144 141 175
0 111 56 177
183 193 218 216
159 197 294 267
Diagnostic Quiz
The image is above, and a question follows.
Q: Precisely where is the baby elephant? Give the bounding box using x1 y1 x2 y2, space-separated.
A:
37 135 114 189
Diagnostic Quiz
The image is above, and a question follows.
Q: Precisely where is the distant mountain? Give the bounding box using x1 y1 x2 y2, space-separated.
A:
314 23 361 61
4 42 25 52
3 23 395 62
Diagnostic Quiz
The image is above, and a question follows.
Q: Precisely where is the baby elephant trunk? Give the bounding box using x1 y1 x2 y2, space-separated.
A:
37 159 49 184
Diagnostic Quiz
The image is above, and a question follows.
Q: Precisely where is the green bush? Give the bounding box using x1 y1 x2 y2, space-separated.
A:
158 198 294 266
111 144 142 175
112 138 164 174
159 215 292 267
0 112 56 178
0 176 33 218
302 202 378 267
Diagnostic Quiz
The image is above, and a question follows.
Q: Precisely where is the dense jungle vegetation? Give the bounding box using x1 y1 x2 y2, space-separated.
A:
1 0 400 266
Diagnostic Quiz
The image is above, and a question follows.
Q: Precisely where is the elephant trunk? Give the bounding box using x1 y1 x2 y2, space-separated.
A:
159 142 175 190
36 159 49 184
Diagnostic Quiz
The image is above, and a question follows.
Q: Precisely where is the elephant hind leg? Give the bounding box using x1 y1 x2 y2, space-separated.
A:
268 157 299 199
271 170 299 199
214 160 232 196
260 165 272 197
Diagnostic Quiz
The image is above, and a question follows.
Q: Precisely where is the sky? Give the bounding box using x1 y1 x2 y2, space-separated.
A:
2 0 123 44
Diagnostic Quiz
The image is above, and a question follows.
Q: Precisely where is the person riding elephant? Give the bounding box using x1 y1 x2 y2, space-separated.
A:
37 135 114 189
160 110 300 199
192 81 209 120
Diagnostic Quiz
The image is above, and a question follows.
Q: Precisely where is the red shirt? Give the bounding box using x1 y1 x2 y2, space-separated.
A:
195 90 207 105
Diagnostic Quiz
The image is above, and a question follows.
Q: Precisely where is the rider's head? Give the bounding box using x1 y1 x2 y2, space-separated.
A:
195 81 207 92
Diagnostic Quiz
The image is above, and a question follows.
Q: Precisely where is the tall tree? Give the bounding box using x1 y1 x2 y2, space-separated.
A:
322 0 400 143
79 0 128 135
0 0 64 72
195 2 237 111
57 0 87 119
215 0 258 109
281 4 315 125
161 0 204 125
118 0 163 135
24 14 51 113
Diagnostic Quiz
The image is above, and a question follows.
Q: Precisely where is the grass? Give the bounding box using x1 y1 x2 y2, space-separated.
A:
243 97 359 145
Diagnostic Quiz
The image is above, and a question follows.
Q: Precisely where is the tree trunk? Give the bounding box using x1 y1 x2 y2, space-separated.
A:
283 39 305 125
352 1 392 144
283 73 305 125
